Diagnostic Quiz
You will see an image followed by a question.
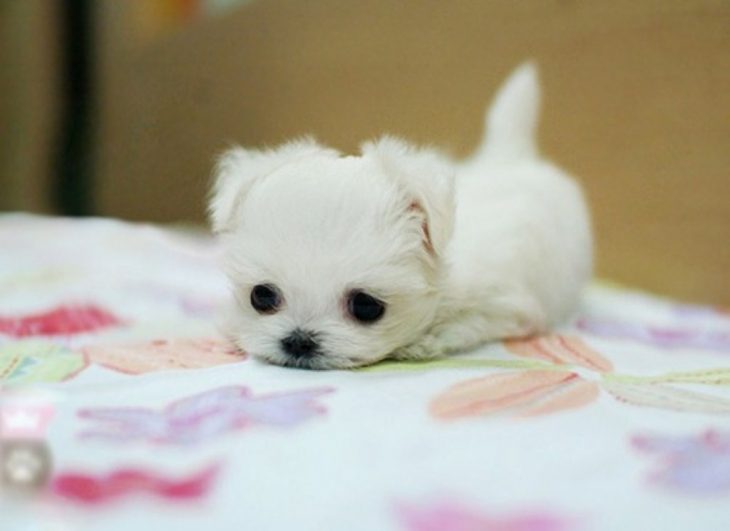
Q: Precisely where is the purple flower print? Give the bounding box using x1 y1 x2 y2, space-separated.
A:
632 429 730 495
78 385 333 445
577 318 730 353
396 500 577 531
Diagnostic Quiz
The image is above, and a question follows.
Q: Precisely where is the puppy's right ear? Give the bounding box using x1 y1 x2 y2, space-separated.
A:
208 138 337 233
361 137 455 258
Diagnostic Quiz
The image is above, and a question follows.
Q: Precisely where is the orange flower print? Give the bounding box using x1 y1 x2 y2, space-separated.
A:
429 335 730 420
430 370 599 420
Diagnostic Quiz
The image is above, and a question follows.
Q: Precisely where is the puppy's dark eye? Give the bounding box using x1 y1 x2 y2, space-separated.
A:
250 284 282 314
347 290 386 324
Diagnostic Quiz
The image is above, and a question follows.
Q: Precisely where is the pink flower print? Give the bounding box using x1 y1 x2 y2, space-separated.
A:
78 386 333 445
396 500 577 531
632 429 730 495
51 464 219 505
0 305 123 338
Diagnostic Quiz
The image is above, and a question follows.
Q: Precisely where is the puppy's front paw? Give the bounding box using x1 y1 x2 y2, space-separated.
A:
392 335 443 361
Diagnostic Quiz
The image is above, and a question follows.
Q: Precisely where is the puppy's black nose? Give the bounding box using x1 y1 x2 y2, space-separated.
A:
280 329 319 358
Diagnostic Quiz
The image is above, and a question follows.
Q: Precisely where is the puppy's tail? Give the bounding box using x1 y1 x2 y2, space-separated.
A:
470 61 541 162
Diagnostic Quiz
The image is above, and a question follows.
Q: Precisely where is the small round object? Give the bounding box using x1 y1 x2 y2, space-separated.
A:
250 284 282 314
347 290 386 324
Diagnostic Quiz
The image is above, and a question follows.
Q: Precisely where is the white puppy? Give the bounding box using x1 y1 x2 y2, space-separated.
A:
209 63 592 369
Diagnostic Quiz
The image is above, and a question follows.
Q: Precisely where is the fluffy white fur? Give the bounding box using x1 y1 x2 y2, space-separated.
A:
209 62 592 369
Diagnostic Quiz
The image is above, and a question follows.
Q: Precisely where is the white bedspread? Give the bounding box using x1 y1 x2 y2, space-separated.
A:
1 214 729 531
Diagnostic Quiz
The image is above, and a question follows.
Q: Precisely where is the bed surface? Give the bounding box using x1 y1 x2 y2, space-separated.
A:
1 215 729 530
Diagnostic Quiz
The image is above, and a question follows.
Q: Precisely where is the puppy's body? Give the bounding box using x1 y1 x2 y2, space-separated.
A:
210 63 592 369
399 64 592 359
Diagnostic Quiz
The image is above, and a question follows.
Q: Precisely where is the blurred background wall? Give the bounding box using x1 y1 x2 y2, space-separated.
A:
1 0 729 304
1 1 60 214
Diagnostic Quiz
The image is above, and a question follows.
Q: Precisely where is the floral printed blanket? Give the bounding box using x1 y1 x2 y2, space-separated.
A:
1 214 729 530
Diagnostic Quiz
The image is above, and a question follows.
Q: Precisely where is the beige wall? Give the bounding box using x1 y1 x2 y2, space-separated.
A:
93 1 730 305
0 1 60 213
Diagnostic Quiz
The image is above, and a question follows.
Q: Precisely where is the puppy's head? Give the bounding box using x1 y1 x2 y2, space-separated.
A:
209 137 454 369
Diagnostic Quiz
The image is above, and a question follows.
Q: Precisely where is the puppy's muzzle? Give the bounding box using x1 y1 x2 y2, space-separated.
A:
280 329 320 359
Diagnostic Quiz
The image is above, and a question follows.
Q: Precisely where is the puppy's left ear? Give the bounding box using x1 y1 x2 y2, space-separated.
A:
209 138 337 233
362 137 455 256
